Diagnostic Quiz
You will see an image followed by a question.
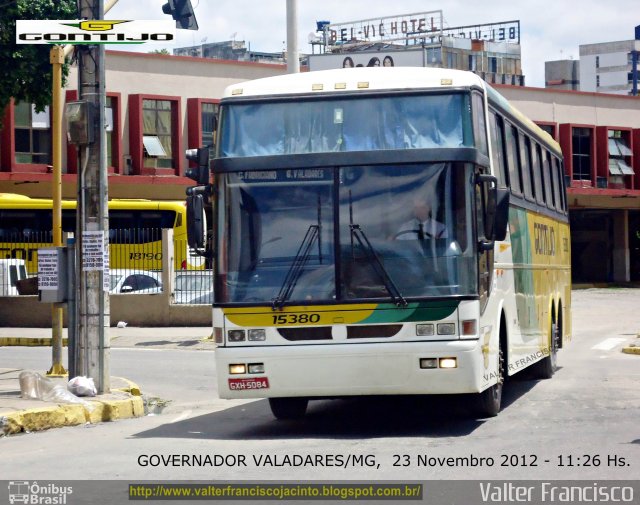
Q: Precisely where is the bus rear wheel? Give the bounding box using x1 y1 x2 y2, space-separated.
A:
268 398 309 420
532 321 558 379
474 347 504 418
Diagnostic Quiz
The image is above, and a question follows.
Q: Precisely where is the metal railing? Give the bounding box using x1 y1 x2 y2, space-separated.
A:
0 230 213 303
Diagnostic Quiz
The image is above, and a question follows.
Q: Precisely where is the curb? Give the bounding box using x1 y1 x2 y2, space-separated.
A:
1 381 144 436
0 337 68 347
622 346 640 355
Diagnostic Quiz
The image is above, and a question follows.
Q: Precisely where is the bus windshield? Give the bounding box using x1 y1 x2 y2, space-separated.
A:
216 163 477 304
219 93 473 157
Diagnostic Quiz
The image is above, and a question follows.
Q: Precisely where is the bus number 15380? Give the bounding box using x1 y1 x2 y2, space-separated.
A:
272 313 321 325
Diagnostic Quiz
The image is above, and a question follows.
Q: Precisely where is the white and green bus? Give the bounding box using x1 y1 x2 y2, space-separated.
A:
200 67 571 419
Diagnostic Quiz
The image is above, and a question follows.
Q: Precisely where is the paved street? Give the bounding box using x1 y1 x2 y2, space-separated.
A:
0 289 639 481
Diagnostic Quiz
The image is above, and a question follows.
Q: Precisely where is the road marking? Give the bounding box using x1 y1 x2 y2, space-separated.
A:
170 410 192 424
591 338 626 351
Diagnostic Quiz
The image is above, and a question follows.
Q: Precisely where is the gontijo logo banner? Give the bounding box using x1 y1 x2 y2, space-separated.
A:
16 20 175 44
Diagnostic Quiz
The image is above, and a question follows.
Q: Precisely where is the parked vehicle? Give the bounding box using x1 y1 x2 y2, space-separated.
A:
109 269 162 294
0 259 28 296
174 270 213 304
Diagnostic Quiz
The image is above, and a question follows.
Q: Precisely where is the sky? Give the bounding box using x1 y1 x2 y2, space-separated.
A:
107 0 639 87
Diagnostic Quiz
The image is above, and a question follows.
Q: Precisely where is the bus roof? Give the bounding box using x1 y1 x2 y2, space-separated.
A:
222 67 487 98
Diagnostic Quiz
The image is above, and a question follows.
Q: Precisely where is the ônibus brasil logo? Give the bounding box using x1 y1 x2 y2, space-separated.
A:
16 19 175 45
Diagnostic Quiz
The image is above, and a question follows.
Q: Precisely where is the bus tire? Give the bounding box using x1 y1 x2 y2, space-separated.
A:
532 321 558 379
474 347 504 418
268 398 308 420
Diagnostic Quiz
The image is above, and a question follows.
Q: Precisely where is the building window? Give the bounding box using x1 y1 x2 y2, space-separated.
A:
187 98 220 167
142 99 173 169
425 47 442 65
64 91 121 174
536 123 556 140
129 94 182 176
468 54 477 71
446 51 458 69
571 127 592 180
14 102 51 164
607 130 634 178
105 96 115 169
596 75 600 87
595 55 599 68
489 56 498 73
201 102 218 152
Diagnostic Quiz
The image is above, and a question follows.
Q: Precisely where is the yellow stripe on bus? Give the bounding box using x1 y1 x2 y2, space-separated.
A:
224 303 379 326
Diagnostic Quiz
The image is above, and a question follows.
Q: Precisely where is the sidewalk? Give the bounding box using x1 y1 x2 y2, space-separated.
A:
0 370 144 436
0 325 214 349
0 326 215 436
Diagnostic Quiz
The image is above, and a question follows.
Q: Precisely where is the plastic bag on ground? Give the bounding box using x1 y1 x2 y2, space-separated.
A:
68 376 97 397
19 371 94 411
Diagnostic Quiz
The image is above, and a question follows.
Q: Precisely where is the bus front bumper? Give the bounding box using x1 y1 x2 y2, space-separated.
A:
216 340 491 399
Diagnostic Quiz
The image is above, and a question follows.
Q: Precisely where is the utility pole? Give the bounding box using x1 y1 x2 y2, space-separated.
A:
76 0 110 393
48 45 67 377
286 0 299 73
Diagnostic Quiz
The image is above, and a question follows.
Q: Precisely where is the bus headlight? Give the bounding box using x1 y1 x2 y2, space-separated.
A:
439 357 458 369
229 364 246 374
248 329 266 341
419 358 438 369
227 330 246 342
248 363 265 374
437 323 456 335
416 324 434 336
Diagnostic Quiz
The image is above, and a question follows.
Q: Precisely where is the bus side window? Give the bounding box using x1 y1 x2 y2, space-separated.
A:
520 135 534 201
490 112 508 187
543 150 554 209
532 142 545 206
472 93 488 156
504 123 522 195
556 160 567 212
548 152 560 210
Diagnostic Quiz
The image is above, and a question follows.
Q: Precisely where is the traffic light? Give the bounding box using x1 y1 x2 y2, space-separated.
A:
161 0 199 31
185 147 210 185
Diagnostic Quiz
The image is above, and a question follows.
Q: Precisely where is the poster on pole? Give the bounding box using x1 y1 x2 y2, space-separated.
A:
37 248 59 290
103 234 110 292
82 230 105 272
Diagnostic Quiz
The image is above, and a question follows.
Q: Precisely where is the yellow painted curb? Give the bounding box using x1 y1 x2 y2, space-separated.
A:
622 346 640 355
113 376 142 396
0 337 68 347
1 381 144 436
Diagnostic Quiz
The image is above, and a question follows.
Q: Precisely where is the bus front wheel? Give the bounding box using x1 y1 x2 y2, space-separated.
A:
268 398 309 420
474 347 504 418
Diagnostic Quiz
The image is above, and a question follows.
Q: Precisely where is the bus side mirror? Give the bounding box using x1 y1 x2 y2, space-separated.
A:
186 193 206 249
476 174 498 249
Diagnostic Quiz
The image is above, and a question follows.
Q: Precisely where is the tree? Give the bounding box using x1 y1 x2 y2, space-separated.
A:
0 0 77 120
149 48 171 55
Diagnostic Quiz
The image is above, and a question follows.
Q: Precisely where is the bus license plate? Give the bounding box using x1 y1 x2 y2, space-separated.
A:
228 377 270 390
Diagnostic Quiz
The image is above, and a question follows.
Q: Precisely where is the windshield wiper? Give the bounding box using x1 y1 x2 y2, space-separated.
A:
272 224 319 310
349 224 407 307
